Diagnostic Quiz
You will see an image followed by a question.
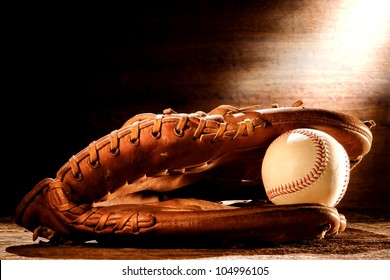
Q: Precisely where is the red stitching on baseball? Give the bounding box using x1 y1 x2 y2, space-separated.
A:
266 129 329 200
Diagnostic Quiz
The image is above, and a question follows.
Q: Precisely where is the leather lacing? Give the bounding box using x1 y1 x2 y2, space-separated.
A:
68 101 310 180
68 109 267 181
35 183 157 242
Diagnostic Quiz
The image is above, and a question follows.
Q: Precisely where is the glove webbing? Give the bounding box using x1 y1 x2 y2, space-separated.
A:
68 112 266 180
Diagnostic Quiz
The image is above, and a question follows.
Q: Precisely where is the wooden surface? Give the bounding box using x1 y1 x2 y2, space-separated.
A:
4 4 390 267
6 0 389 215
1 209 389 260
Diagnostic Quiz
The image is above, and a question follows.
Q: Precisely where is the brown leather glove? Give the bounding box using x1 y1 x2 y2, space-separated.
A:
15 101 375 246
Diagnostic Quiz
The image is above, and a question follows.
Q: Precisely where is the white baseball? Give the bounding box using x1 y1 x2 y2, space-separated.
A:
261 128 350 207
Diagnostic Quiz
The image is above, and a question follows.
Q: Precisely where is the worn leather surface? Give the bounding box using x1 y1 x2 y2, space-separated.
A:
15 102 374 245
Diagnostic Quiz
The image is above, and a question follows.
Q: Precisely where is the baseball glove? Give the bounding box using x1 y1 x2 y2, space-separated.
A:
15 100 375 247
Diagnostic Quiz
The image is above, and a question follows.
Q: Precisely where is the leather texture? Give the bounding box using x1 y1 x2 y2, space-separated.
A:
15 101 374 246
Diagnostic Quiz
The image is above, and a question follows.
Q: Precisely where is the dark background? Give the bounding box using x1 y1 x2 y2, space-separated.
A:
4 0 389 216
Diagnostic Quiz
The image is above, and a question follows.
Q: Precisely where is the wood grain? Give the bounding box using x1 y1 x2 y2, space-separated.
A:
7 0 390 215
2 211 389 260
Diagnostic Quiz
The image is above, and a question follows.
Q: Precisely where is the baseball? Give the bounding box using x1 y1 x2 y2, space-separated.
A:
261 128 350 207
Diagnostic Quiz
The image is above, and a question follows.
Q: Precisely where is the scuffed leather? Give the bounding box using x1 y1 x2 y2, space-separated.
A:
15 102 374 246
